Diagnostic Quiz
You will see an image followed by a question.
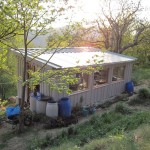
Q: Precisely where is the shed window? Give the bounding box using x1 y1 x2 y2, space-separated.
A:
112 66 125 81
94 69 108 86
69 73 89 92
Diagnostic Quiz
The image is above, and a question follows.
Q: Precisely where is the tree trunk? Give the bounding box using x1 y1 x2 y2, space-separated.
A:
18 27 28 133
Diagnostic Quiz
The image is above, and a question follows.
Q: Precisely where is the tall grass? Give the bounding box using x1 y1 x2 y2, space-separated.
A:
82 124 150 150
50 124 150 150
27 110 150 150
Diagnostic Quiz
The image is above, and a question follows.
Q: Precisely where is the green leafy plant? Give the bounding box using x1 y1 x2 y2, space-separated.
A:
128 97 143 105
138 88 150 99
115 103 132 114
27 109 150 150
1 100 9 107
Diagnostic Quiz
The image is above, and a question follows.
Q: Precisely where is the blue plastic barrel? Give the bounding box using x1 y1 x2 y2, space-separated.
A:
60 97 71 117
126 81 134 94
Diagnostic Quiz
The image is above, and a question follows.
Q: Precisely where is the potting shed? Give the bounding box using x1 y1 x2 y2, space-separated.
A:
13 47 136 107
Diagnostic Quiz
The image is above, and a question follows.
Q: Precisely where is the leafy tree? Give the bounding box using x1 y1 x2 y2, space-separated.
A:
83 0 148 53
0 1 18 42
124 27 150 65
0 44 17 100
0 0 103 132
0 0 73 132
47 23 97 47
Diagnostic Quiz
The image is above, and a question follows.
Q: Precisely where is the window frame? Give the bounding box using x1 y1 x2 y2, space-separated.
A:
112 65 125 82
93 68 109 87
69 72 89 92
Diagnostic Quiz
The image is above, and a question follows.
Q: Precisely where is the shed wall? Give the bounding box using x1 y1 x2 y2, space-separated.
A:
51 62 133 106
17 55 133 106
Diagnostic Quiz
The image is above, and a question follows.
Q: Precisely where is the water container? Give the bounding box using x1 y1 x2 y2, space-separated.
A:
126 81 134 94
60 97 71 117
30 96 36 112
46 102 58 118
16 96 19 105
36 100 47 114
6 105 20 117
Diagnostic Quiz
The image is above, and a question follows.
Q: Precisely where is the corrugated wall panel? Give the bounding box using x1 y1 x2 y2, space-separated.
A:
16 56 134 107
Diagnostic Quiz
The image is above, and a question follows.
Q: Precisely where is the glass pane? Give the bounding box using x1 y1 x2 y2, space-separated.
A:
69 73 89 92
112 66 125 81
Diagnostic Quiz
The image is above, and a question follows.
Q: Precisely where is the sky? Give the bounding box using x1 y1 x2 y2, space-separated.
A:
52 0 150 28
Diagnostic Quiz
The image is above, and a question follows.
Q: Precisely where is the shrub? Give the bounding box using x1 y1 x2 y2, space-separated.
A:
138 88 150 99
132 78 140 86
128 97 143 105
115 103 132 114
1 100 9 107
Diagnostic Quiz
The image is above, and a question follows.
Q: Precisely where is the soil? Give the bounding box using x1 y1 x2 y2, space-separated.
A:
0 80 149 150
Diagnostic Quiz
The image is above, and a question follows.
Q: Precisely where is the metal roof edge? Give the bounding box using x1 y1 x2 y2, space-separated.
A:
106 51 137 60
10 48 61 69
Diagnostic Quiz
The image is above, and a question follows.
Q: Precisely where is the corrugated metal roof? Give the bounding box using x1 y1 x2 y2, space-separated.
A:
12 47 136 68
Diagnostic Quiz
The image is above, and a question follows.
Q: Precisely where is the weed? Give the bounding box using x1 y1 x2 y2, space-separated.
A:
115 103 132 114
68 126 78 136
0 143 6 149
27 110 150 150
27 137 41 150
0 111 5 116
128 89 150 106
61 130 68 138
0 131 17 143
138 88 150 99
128 97 143 105
45 133 53 141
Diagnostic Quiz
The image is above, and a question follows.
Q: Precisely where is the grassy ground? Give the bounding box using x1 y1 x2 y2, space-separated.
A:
27 107 150 150
0 66 150 150
79 124 150 150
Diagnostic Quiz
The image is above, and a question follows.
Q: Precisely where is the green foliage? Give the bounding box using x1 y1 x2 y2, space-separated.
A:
47 23 95 48
0 131 17 143
0 110 5 116
115 103 132 114
132 67 150 85
128 97 144 105
0 1 18 42
0 0 71 133
28 109 150 149
128 88 150 106
135 125 150 150
27 136 41 150
138 88 150 99
0 143 6 149
28 66 96 94
131 98 150 106
64 124 150 150
0 46 8 70
124 28 150 66
0 100 9 107
0 47 17 99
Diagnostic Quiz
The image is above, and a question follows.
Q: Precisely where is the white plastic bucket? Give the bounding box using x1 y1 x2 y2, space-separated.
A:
16 96 19 105
46 102 58 118
36 100 47 114
30 96 36 112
